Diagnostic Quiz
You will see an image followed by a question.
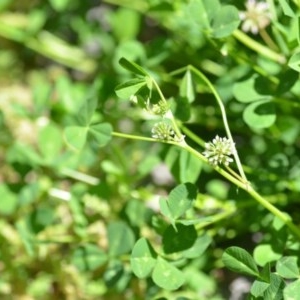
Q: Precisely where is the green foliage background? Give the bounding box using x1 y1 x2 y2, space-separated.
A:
1 0 300 299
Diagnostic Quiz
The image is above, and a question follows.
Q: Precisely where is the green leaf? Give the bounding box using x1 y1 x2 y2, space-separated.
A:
278 0 296 17
233 75 272 103
222 246 259 277
180 70 195 103
38 123 62 162
64 126 88 151
182 234 212 259
174 97 191 122
162 224 197 254
49 0 71 12
71 244 108 271
152 257 185 291
0 184 18 215
119 57 148 76
211 5 240 38
115 78 148 99
111 8 141 42
253 244 282 267
243 100 276 129
159 197 175 227
130 238 157 278
288 52 300 72
187 0 215 31
125 199 149 227
108 221 135 257
16 219 36 257
89 123 112 147
276 257 300 279
76 90 99 126
179 150 202 183
251 280 270 298
284 279 300 300
167 183 197 220
264 273 285 299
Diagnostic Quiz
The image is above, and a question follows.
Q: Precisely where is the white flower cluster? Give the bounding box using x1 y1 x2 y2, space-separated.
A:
239 0 271 34
151 122 175 140
203 135 235 166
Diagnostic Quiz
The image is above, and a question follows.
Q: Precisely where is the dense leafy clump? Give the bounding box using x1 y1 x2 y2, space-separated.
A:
1 0 300 299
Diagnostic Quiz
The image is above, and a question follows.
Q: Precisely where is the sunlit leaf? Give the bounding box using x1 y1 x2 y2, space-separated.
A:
119 57 148 76
115 78 147 99
131 238 157 278
222 246 259 277
152 257 185 290
243 100 276 129
89 123 112 147
64 126 88 151
276 256 300 279
108 221 135 257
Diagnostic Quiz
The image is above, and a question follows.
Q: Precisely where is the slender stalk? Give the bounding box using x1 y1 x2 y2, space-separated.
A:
259 28 278 51
188 65 248 184
112 131 158 142
247 187 300 240
180 125 205 147
233 29 286 64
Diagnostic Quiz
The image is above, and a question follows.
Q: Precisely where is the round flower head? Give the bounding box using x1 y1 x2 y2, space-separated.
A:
151 122 175 141
203 135 235 166
239 0 271 34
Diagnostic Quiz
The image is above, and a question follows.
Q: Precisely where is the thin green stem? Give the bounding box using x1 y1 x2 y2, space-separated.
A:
259 28 278 51
247 187 300 240
195 207 236 231
180 125 205 147
188 65 248 184
112 131 158 142
233 29 286 64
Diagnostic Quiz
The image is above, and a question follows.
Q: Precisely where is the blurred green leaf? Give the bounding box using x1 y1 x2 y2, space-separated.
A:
288 52 300 72
49 0 72 12
278 0 296 17
233 75 272 103
276 256 299 279
167 183 197 220
115 78 147 99
108 221 135 257
211 5 240 38
284 279 300 300
251 280 270 298
38 123 62 163
0 184 18 215
71 244 108 271
64 126 88 151
180 70 195 103
243 100 276 129
131 238 157 278
182 234 212 259
264 273 285 299
118 57 148 76
152 257 185 291
162 224 197 254
111 8 141 41
89 123 112 147
254 244 282 267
